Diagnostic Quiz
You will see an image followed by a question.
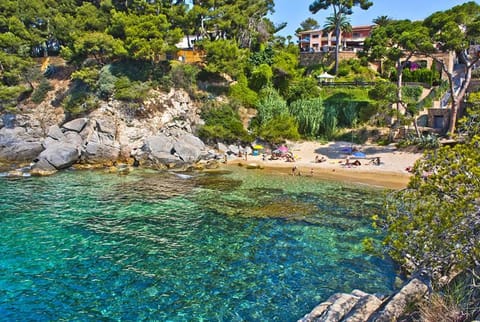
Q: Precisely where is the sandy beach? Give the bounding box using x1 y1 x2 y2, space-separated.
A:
225 141 423 190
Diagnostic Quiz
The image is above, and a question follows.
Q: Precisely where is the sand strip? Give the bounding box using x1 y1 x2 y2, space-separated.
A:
223 141 423 190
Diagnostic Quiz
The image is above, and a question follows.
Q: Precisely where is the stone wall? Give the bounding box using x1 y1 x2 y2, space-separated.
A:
427 108 451 134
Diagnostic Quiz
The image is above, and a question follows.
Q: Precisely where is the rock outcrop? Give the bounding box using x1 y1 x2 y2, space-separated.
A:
299 278 430 322
0 88 214 175
0 127 44 161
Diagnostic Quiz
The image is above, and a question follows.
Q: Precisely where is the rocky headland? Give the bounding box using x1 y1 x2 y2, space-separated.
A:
0 88 219 176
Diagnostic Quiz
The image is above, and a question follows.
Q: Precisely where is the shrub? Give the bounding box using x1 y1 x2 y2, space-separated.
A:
97 65 117 99
255 86 288 125
419 272 480 322
259 114 300 144
378 136 480 284
198 104 249 143
285 77 321 104
229 74 258 108
397 133 440 149
114 76 150 102
31 78 53 104
63 82 98 115
289 97 324 137
168 61 199 91
249 63 273 92
0 85 29 111
71 67 100 90
402 85 423 103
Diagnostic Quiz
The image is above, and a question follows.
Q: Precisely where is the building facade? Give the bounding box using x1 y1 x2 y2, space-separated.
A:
298 25 373 53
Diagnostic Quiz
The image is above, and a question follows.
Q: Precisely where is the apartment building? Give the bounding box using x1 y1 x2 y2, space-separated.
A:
298 25 373 53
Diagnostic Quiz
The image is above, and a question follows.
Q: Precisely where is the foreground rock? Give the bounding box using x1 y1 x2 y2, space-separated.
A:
299 278 429 322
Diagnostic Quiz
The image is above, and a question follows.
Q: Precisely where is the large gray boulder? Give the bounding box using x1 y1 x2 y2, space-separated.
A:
0 127 44 161
368 278 429 322
133 134 180 167
47 125 65 141
0 127 28 145
64 131 83 147
62 118 88 133
83 132 120 163
96 118 117 136
145 134 174 155
343 291 382 322
0 141 44 161
33 142 80 171
173 133 205 163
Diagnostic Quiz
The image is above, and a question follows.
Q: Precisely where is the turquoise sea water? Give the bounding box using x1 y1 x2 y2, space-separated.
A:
0 168 398 321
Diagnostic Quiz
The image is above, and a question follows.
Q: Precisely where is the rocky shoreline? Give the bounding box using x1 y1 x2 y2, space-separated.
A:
299 277 430 322
0 89 221 176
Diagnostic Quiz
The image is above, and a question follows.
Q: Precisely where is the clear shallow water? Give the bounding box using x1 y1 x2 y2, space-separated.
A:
0 168 398 321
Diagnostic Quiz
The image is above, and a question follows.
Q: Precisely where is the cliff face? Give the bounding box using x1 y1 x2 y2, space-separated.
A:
0 87 213 175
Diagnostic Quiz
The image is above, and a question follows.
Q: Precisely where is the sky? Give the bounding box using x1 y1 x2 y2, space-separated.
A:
270 0 476 37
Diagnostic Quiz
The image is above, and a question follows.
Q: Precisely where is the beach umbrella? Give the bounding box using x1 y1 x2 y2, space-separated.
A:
278 145 288 153
253 144 264 150
353 151 366 158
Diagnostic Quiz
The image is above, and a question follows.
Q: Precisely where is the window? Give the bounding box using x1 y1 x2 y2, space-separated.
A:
312 34 319 39
433 116 444 129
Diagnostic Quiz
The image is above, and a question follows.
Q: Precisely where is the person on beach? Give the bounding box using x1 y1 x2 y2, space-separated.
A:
368 157 381 165
345 156 351 166
292 166 301 176
315 155 326 163
352 159 361 166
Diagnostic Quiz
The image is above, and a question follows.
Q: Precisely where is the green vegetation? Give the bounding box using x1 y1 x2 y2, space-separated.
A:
1 0 478 144
372 102 480 288
31 78 53 104
2 2 480 316
198 103 250 143
289 98 324 137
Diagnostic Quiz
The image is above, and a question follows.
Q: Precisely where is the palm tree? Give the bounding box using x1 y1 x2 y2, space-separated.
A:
323 11 351 73
372 15 392 27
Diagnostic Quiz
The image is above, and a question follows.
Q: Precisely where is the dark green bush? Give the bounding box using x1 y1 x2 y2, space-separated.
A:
63 82 98 115
285 77 321 104
259 114 300 144
198 104 250 143
249 63 273 92
31 78 53 104
97 65 117 99
114 76 150 101
71 67 100 90
229 74 258 108
168 61 199 91
402 85 423 102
